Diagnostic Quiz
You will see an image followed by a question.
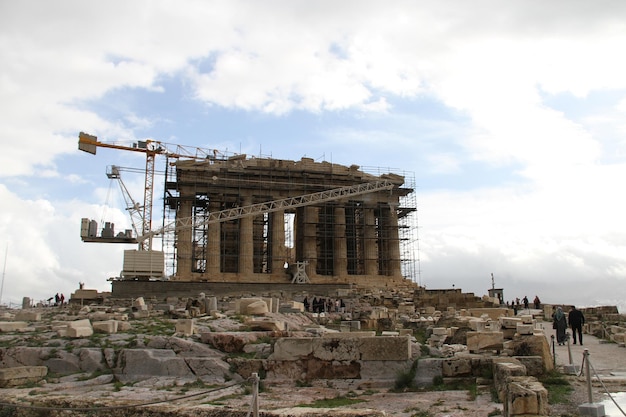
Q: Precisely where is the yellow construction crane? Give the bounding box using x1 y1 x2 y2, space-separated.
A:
78 132 219 251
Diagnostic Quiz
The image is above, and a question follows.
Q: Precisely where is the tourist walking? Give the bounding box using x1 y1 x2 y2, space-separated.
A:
553 306 568 345
533 295 541 309
568 305 585 345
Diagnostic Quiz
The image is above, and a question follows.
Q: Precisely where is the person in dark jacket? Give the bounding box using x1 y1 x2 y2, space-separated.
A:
553 306 568 345
568 306 585 345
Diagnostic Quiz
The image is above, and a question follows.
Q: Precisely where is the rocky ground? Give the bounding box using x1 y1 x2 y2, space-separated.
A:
1 304 625 416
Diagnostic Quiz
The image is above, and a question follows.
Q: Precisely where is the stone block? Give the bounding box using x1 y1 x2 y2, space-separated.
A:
0 366 48 387
493 358 527 403
14 311 41 322
414 358 443 387
0 321 28 332
359 336 411 361
133 297 146 308
67 319 93 338
466 331 503 353
468 308 509 320
119 349 191 378
399 329 413 336
92 320 118 334
578 403 606 417
359 359 414 381
516 323 534 335
468 319 487 331
505 376 548 417
175 319 195 336
432 327 448 336
246 318 285 331
131 310 150 319
520 314 534 324
500 317 522 328
323 331 376 338
513 356 544 376
442 356 472 377
269 337 315 361
245 300 269 315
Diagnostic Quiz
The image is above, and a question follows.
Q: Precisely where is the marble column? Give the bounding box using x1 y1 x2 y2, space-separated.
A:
207 200 221 275
333 206 347 277
239 195 254 276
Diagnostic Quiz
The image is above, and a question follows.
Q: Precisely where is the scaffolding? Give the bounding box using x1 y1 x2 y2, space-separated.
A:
161 157 419 286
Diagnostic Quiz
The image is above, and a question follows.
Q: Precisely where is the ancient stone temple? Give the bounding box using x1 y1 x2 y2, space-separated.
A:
162 155 416 287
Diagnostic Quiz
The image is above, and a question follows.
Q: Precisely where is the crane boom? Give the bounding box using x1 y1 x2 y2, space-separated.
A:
139 180 395 243
78 132 224 251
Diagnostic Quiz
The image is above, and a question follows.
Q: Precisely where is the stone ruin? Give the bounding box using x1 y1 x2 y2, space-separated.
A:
1 290 623 416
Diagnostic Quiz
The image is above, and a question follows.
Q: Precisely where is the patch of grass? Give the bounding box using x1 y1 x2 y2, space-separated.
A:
538 371 572 404
296 396 365 408
393 359 419 391
127 318 175 336
487 408 502 416
432 376 478 400
361 389 378 395
403 407 432 417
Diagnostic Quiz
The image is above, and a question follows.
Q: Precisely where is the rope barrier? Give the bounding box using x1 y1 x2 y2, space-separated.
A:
0 381 241 412
586 353 626 417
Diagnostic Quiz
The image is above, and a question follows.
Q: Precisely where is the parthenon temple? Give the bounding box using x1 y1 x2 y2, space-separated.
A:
162 155 418 287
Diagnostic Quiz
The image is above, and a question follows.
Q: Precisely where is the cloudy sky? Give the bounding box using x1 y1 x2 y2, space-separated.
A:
1 1 625 311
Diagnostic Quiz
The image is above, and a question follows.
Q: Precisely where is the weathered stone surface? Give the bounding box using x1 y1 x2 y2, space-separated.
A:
0 321 28 332
359 336 411 361
185 357 234 383
92 320 118 334
175 318 195 336
119 349 192 379
66 318 93 338
0 347 47 367
45 350 81 375
200 331 268 353
246 318 285 331
414 357 443 387
353 359 408 382
14 311 41 322
516 323 534 335
322 331 376 338
442 356 472 377
77 348 106 373
270 337 316 361
514 356 544 377
506 334 553 372
246 300 269 315
500 317 522 328
315 338 361 361
493 358 527 403
505 376 548 416
466 331 503 353
0 366 47 387
146 336 222 358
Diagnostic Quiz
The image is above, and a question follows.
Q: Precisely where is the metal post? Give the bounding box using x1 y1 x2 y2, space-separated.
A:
584 349 592 403
551 335 556 368
566 332 573 365
252 372 259 417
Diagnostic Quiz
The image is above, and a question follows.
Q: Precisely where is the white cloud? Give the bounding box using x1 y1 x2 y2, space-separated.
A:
2 0 626 311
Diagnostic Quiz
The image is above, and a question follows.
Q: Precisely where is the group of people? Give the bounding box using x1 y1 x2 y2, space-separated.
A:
303 296 345 314
46 293 65 306
505 295 541 314
552 305 585 345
